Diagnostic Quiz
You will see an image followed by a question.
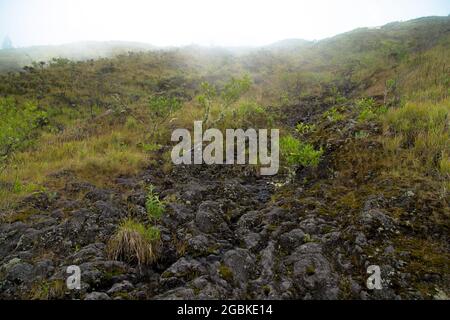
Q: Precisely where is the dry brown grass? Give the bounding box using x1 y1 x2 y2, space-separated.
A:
107 218 161 265
0 115 151 208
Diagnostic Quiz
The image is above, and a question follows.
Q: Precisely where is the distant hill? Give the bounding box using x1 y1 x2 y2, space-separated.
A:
0 41 156 72
243 15 449 98
0 15 448 75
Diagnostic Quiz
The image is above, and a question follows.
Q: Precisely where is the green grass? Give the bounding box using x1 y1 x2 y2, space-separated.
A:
280 135 323 168
295 122 316 135
0 98 47 171
0 16 447 212
0 125 149 208
356 97 387 123
146 185 165 221
29 279 66 300
218 264 234 282
439 155 450 178
384 99 449 142
381 98 449 193
323 107 346 122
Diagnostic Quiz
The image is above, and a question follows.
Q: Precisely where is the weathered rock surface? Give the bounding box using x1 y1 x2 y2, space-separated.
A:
0 158 448 300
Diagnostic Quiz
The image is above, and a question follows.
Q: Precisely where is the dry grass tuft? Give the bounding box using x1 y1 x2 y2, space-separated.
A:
107 218 161 265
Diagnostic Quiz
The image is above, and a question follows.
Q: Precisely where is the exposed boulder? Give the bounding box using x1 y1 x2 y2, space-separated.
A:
195 201 228 234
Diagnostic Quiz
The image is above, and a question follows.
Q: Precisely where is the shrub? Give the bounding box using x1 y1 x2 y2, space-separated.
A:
356 97 376 110
236 102 272 128
280 135 323 168
355 131 370 139
279 92 291 106
108 218 160 265
146 185 165 221
295 122 316 135
384 78 400 106
358 108 377 122
220 101 273 130
356 97 387 122
221 74 252 107
325 87 347 105
197 75 252 125
323 107 345 122
148 95 182 136
197 82 217 123
125 116 138 130
0 98 47 171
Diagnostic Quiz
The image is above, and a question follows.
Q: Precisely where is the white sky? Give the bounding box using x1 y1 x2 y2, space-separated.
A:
0 0 449 47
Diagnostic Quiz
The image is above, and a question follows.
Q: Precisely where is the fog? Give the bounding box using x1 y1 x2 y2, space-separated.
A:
0 0 449 47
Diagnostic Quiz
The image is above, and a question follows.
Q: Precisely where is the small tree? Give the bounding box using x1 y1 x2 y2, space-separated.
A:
148 95 182 137
221 74 252 107
197 75 252 126
197 82 217 123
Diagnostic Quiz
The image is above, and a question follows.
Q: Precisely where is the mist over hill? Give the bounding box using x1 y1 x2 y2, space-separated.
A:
0 41 157 72
1 15 447 74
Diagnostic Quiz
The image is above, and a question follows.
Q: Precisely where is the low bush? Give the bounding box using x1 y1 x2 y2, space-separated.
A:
0 98 47 171
323 107 345 122
356 97 387 123
295 122 316 135
146 185 165 221
218 101 273 130
280 135 323 168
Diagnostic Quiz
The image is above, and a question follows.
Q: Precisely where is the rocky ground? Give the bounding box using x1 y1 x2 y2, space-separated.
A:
0 101 448 300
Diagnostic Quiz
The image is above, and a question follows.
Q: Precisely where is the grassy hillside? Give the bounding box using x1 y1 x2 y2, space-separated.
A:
0 16 448 300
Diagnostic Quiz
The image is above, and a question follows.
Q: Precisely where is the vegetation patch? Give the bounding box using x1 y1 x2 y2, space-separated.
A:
0 98 47 172
218 264 234 282
146 185 165 221
107 218 161 265
280 135 323 168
